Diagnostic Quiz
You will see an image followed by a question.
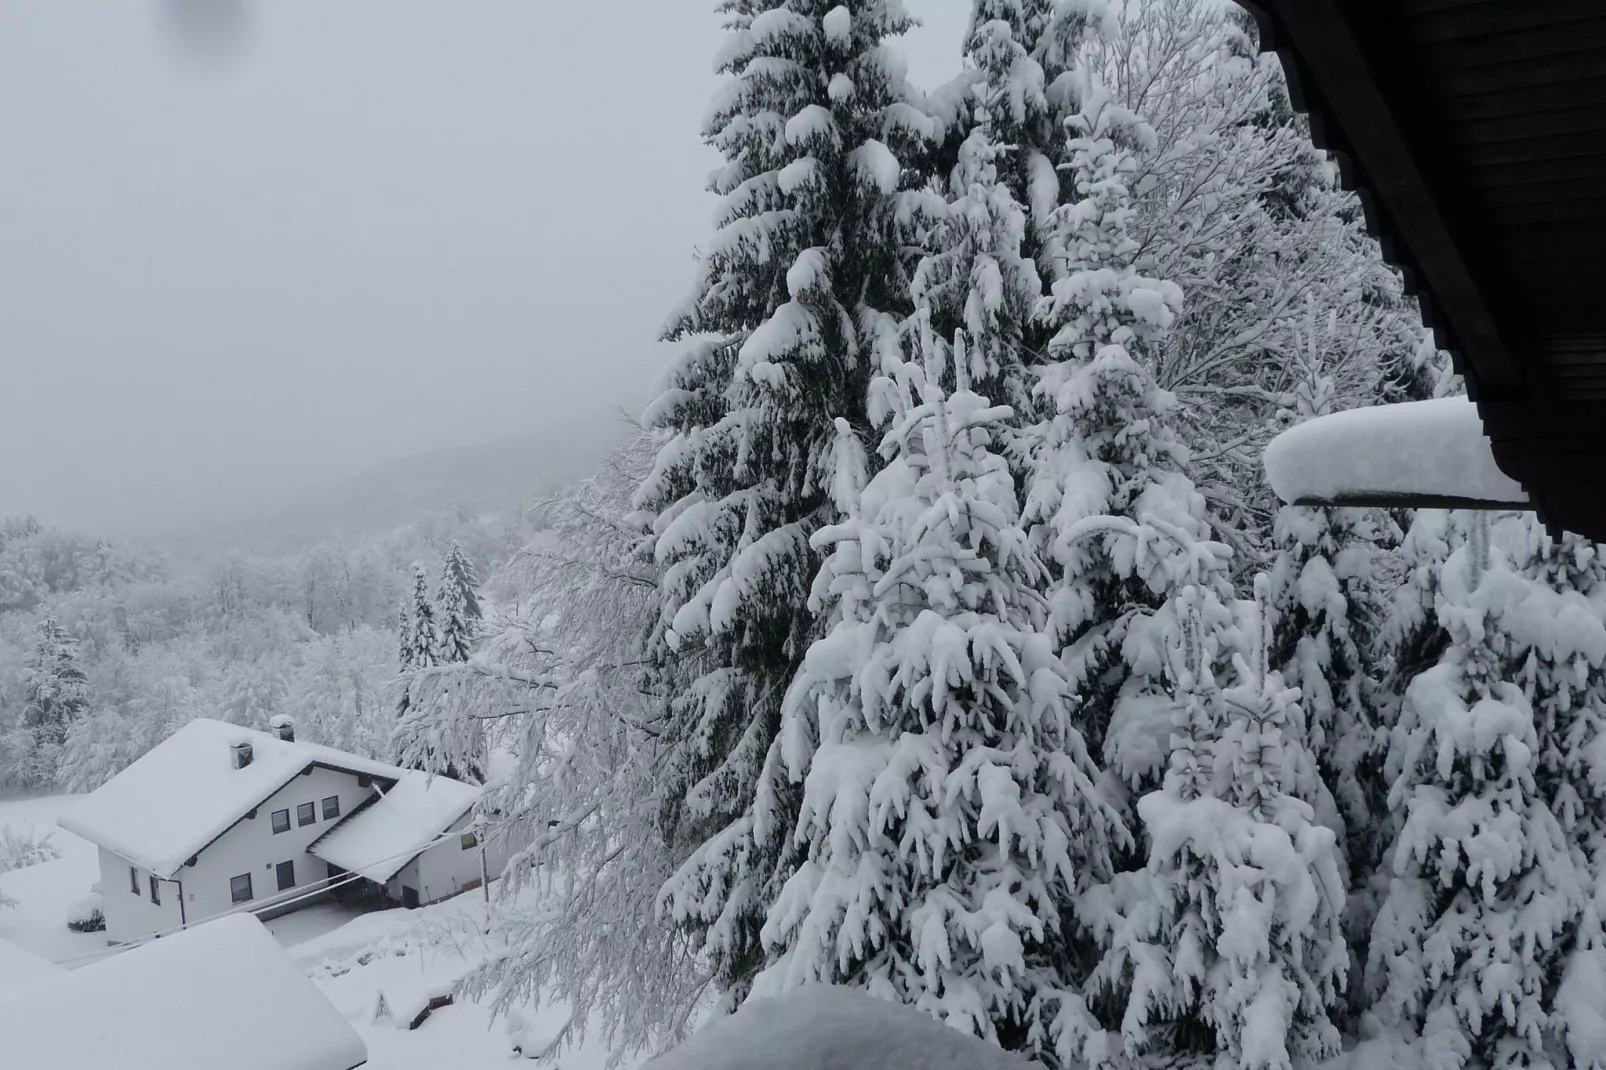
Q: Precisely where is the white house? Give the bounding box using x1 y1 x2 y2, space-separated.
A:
58 717 499 944
0 914 368 1070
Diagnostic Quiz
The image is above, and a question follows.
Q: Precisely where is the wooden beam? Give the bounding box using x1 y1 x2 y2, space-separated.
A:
1253 0 1524 399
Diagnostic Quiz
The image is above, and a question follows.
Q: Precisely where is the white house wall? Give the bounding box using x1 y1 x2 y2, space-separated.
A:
413 810 485 905
101 846 185 944
98 765 379 943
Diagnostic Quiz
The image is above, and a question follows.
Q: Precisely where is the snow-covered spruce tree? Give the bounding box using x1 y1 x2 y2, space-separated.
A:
396 600 412 672
392 562 471 776
435 540 482 664
640 0 935 1009
1082 585 1230 1064
911 11 1042 422
1207 574 1347 1070
1084 582 1346 1070
1262 327 1398 1012
1020 64 1228 799
406 563 440 671
1505 520 1606 1070
1367 514 1588 1070
20 616 90 786
754 320 1126 1066
954 1 1111 322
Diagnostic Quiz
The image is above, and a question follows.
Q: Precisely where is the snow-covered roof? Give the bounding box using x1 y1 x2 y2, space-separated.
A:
0 914 366 1070
57 718 415 879
643 985 1043 1070
1263 396 1529 510
0 935 64 1003
309 772 481 884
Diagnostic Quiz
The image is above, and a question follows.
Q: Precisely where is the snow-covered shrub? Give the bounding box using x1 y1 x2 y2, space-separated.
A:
68 889 105 933
0 823 60 873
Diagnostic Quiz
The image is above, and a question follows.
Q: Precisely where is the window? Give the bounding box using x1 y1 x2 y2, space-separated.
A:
271 808 291 834
276 860 295 892
230 873 253 904
149 875 161 905
297 802 316 827
130 866 139 895
322 795 340 820
460 831 478 850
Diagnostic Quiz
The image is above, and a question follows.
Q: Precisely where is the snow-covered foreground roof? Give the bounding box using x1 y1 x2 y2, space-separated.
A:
1263 396 1529 510
0 935 64 1003
310 773 481 884
642 986 1044 1070
0 914 367 1070
58 718 415 879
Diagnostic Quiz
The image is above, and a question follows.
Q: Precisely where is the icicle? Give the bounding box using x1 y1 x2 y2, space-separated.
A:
952 328 971 394
1469 510 1490 589
1253 571 1271 694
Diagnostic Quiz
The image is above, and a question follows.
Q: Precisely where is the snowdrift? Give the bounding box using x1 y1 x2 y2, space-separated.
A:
642 985 1044 1070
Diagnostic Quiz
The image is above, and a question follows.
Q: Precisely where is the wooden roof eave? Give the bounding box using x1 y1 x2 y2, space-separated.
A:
1236 0 1551 521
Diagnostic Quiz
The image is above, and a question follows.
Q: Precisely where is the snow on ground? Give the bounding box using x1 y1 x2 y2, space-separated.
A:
3 913 369 1070
0 793 105 967
642 985 1043 1070
3 793 620 1068
290 891 620 1070
260 899 371 947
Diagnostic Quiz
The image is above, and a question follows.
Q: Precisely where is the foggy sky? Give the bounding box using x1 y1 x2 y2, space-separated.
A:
0 1 969 538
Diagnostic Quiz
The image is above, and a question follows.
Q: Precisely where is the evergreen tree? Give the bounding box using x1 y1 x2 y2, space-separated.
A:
641 0 934 1009
755 321 1126 1067
1020 65 1227 794
20 616 90 786
397 600 413 672
1263 340 1397 1013
436 541 482 664
1086 581 1347 1069
1209 575 1347 1069
1082 584 1232 1064
911 10 1042 420
950 0 1110 348
1507 521 1606 1070
1367 514 1588 1070
407 563 440 671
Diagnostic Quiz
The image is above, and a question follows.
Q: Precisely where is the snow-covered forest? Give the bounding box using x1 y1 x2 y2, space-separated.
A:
7 2 1606 1069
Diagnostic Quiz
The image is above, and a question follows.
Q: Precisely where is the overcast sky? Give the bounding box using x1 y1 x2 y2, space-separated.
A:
0 0 969 538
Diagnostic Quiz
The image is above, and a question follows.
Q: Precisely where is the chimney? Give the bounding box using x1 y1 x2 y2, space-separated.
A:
230 741 254 770
269 715 295 743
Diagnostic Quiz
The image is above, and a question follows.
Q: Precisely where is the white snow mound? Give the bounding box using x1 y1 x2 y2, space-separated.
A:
0 914 366 1070
1263 396 1527 508
0 935 64 1003
642 985 1045 1070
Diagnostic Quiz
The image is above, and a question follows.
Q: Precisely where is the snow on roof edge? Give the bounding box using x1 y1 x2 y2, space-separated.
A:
1263 396 1529 510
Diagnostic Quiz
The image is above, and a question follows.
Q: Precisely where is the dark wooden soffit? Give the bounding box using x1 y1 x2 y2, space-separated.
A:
1238 0 1606 541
